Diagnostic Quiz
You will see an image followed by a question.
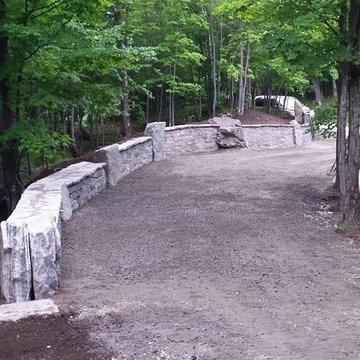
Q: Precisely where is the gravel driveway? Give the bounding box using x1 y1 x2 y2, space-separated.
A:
3 139 360 360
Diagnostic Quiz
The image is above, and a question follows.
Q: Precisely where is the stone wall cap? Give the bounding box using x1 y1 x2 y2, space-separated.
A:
3 162 106 225
4 190 62 229
35 162 106 188
146 121 166 126
0 299 59 322
118 136 152 152
165 124 220 131
95 143 119 152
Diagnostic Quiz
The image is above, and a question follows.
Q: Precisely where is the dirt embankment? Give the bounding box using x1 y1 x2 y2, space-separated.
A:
236 109 292 125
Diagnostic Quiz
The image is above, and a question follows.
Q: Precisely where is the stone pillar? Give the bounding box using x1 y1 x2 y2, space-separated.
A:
144 122 166 161
291 120 312 147
1 189 63 303
93 144 122 186
291 120 301 147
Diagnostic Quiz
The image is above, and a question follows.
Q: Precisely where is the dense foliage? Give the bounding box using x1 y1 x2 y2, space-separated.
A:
309 100 338 139
0 0 359 220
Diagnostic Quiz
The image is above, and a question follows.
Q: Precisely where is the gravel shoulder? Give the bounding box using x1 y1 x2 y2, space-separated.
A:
3 139 360 360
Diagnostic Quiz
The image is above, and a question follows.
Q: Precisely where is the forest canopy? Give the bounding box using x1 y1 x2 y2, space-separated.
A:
0 0 359 220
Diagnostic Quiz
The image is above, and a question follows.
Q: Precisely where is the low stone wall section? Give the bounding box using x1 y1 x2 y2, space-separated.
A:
293 124 312 147
1 162 106 303
94 137 153 186
163 124 220 158
242 123 311 149
118 137 153 176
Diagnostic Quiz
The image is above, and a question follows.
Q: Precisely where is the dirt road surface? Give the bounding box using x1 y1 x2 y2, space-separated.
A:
2 140 360 360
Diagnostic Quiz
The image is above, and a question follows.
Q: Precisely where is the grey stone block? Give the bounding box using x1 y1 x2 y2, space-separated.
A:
0 299 59 322
94 144 122 186
145 122 166 161
1 221 32 303
30 214 61 300
60 185 72 221
216 126 247 149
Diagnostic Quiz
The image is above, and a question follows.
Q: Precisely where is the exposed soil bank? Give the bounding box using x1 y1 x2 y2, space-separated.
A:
236 109 291 125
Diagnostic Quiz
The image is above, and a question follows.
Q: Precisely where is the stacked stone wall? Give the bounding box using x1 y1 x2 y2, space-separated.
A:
1 162 106 302
1 121 313 303
163 125 219 158
243 124 311 149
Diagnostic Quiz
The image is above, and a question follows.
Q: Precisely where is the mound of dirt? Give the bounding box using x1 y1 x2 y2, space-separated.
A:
204 109 292 126
236 109 292 125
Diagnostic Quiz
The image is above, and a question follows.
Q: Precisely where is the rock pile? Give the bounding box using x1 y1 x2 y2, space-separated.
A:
209 116 247 149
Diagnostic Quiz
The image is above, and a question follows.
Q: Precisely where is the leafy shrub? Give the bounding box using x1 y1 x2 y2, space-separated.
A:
0 120 73 168
308 99 338 138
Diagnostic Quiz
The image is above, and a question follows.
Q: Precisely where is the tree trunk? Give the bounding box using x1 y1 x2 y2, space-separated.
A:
238 47 244 116
337 0 360 220
69 107 79 158
312 76 323 106
172 90 175 126
145 1 151 124
240 42 251 115
266 85 271 114
198 93 202 121
346 64 360 220
157 83 163 122
253 86 257 109
207 6 217 117
342 0 360 220
79 110 83 156
247 78 252 111
15 69 23 122
0 2 21 213
89 114 94 148
53 111 58 132
62 110 66 134
230 73 234 113
337 64 349 220
282 91 288 118
115 4 132 136
332 77 338 98
95 122 99 148
146 86 150 124
168 92 172 127
26 152 31 176
70 107 75 143
170 48 177 127
122 70 132 136
101 115 105 146
217 21 223 95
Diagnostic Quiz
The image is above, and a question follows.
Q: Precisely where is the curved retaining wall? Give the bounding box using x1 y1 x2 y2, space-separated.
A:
1 121 311 303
